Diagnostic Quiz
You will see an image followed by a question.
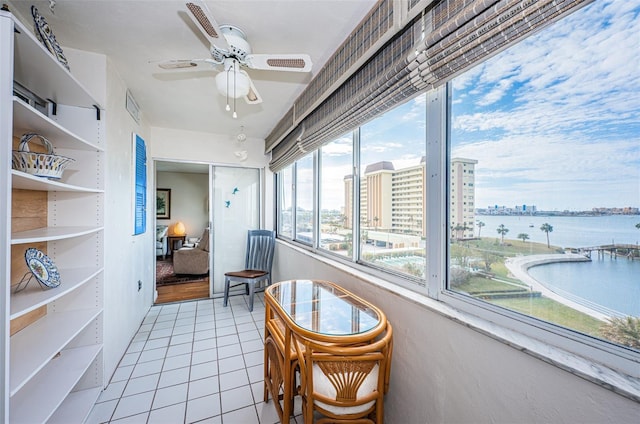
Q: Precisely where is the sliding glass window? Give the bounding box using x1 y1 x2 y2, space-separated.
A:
447 0 639 351
358 94 427 280
295 154 314 244
319 135 354 257
277 164 293 239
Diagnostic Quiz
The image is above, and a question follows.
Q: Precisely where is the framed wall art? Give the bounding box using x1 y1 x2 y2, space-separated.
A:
156 188 171 219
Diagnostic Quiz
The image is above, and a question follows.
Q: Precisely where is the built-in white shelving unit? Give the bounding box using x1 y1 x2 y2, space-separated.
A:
1 9 105 423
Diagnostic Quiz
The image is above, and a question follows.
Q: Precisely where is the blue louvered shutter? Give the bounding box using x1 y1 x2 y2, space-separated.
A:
134 134 147 235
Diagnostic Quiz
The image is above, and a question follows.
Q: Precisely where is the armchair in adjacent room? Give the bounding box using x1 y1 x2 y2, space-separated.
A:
173 228 209 275
156 225 168 259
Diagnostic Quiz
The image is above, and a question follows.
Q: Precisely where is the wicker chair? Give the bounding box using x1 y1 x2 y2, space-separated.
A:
264 316 300 423
292 323 393 424
223 229 275 312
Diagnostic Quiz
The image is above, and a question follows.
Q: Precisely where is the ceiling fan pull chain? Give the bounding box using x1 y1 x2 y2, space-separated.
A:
225 65 231 112
233 60 238 118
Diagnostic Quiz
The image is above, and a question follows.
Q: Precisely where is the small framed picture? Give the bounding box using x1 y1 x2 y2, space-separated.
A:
156 188 171 219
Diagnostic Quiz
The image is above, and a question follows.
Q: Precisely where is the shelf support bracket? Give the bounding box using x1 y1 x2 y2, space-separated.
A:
94 105 101 121
46 98 57 115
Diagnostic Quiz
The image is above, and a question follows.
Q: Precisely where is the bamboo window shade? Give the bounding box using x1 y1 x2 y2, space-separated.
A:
268 0 593 172
266 0 397 156
408 0 594 91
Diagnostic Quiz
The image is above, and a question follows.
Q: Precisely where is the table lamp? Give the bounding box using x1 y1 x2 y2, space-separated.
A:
173 221 186 236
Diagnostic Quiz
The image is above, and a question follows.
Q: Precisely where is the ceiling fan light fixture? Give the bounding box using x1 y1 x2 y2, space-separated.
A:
215 68 250 99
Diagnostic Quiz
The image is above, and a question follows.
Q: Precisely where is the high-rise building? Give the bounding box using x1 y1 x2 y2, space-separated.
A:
391 158 426 235
450 158 478 239
345 157 477 239
363 161 394 230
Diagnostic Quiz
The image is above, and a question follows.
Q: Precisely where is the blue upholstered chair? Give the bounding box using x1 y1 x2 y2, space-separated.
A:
156 225 169 259
223 230 276 312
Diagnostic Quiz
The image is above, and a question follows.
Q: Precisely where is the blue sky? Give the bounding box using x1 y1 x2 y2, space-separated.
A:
450 0 640 211
310 0 639 212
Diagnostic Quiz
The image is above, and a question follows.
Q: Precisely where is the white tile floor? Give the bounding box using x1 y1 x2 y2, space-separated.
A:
87 293 302 424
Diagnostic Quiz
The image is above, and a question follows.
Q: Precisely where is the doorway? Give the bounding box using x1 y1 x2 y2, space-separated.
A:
155 160 210 304
154 160 261 304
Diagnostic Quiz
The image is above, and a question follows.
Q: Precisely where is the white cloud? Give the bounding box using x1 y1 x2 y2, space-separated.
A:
321 136 352 156
451 1 640 209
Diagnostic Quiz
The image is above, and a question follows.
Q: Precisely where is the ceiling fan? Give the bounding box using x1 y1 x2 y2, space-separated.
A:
158 1 313 118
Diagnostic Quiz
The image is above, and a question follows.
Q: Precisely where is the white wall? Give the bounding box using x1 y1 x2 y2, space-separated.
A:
272 243 640 423
151 127 274 229
100 57 153 381
156 171 209 240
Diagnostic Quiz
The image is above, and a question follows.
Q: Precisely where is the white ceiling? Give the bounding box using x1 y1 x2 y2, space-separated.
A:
8 0 376 141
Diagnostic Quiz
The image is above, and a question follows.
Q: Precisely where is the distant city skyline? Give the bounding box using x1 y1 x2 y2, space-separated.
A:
477 205 639 214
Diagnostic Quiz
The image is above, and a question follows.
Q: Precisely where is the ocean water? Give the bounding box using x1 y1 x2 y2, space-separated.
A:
477 215 640 317
528 258 640 317
476 214 640 248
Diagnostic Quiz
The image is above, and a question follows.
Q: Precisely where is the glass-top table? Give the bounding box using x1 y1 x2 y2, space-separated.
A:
266 279 382 337
263 280 388 422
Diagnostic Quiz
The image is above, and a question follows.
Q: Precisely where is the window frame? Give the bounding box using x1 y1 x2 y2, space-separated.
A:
293 153 315 246
273 78 639 381
436 81 640 376
276 164 294 240
317 135 356 260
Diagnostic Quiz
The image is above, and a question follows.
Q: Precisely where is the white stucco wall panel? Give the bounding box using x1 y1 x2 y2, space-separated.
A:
103 58 153 382
150 126 268 168
64 47 107 108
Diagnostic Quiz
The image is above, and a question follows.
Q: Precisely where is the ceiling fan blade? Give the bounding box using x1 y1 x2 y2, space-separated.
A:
243 71 263 104
157 58 217 70
185 1 230 51
244 54 313 73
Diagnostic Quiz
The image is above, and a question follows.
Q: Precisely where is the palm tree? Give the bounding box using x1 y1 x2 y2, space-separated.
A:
599 317 640 349
517 233 530 243
476 221 485 238
453 223 466 240
496 224 509 244
540 223 553 248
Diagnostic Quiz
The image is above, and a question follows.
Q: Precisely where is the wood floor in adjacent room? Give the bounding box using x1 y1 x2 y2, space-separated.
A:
155 279 210 304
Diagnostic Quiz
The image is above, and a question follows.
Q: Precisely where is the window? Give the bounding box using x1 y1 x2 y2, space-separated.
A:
448 1 639 352
358 95 427 280
319 135 353 256
295 154 314 243
277 165 293 238
273 0 639 382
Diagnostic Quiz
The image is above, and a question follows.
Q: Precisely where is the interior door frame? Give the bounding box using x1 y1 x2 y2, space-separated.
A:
152 158 263 302
153 158 212 303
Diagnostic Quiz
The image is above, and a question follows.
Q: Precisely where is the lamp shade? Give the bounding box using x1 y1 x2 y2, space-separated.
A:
215 68 251 99
173 221 186 236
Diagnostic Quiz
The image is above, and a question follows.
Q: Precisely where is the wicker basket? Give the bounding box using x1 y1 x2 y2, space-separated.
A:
12 133 74 179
